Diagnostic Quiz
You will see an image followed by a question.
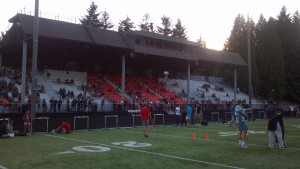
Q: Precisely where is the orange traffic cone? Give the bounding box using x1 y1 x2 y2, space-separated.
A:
192 134 197 140
205 134 209 139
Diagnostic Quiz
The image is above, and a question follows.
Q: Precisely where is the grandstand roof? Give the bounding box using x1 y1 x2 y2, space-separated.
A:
8 14 131 50
2 14 247 67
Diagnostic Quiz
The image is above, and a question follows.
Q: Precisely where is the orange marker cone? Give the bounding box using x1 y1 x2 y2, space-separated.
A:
192 134 197 140
205 134 209 140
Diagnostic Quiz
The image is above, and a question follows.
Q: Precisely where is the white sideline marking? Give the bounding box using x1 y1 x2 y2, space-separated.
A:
118 130 300 151
53 151 74 155
0 165 8 169
43 134 245 169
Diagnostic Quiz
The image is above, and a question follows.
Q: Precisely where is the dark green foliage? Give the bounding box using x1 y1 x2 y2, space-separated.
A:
225 6 300 102
99 11 114 30
157 15 172 36
79 1 101 28
255 17 285 100
171 19 188 40
118 16 135 32
139 13 153 32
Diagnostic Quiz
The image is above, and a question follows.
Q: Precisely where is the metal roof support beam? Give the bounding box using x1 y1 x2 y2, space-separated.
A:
121 55 125 101
31 0 39 118
234 67 237 103
187 61 190 104
21 37 27 104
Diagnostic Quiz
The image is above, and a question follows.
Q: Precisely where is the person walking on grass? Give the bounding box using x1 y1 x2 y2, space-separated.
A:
140 103 151 138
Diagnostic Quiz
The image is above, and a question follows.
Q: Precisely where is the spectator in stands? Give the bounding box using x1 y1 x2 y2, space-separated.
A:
53 99 57 113
55 121 71 134
23 109 32 136
140 103 151 137
1 97 9 113
49 97 54 112
57 77 60 84
57 98 62 112
42 99 47 112
66 99 70 112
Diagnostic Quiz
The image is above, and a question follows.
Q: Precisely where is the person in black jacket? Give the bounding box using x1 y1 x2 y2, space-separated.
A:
265 99 284 149
276 106 286 147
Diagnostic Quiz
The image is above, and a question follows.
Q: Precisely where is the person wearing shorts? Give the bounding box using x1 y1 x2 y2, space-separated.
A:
186 104 192 126
140 103 150 137
235 101 250 148
23 109 32 136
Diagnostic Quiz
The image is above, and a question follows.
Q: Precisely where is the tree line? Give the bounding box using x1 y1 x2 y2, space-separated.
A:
224 6 300 102
79 1 206 46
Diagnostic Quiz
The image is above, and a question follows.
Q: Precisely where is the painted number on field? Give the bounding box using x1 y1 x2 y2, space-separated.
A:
219 130 266 137
53 141 151 155
111 141 152 147
72 145 111 152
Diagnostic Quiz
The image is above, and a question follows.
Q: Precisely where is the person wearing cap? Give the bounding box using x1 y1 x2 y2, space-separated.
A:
265 99 285 149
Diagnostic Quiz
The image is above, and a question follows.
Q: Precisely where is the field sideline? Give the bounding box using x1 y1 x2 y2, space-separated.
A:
0 119 299 169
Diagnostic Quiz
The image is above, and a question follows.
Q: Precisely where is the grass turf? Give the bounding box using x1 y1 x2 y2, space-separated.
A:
0 118 299 169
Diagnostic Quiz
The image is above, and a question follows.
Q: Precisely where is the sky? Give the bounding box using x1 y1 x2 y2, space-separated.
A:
0 0 299 50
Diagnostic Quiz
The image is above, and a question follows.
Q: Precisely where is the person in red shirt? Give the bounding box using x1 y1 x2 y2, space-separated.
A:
140 103 151 137
23 109 32 136
56 121 71 134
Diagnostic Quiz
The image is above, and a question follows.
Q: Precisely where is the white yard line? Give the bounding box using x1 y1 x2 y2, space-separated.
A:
43 134 246 169
116 129 300 151
0 165 8 169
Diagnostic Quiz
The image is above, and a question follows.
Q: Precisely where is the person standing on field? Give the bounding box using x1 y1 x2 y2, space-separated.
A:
265 99 285 149
140 103 151 138
186 104 192 126
235 100 252 148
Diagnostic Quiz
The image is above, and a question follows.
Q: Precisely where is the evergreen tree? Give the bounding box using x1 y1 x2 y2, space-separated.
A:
223 14 260 101
99 11 114 30
256 18 285 99
80 1 101 28
118 16 135 32
276 6 300 101
224 14 248 89
139 13 152 32
197 35 206 48
172 19 187 39
289 10 300 101
157 15 172 36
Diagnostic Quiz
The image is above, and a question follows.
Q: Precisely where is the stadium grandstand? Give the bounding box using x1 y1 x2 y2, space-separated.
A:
0 13 265 132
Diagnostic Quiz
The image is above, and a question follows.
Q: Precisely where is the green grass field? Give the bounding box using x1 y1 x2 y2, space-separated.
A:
0 118 299 169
